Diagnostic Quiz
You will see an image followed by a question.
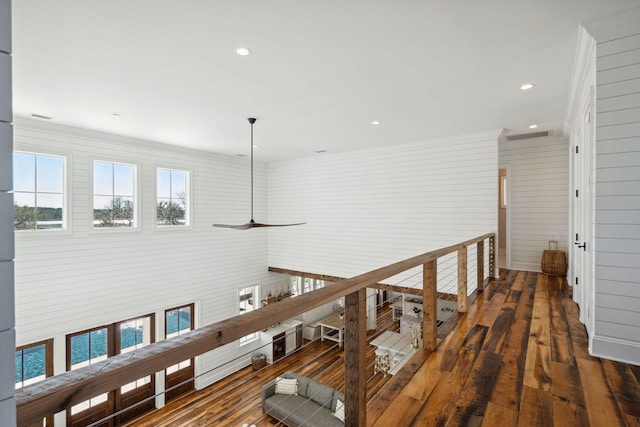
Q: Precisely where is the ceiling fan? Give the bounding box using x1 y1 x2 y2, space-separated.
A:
212 118 306 230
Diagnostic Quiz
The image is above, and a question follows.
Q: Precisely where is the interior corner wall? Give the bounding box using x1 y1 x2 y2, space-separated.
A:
267 131 499 293
0 0 15 424
584 7 640 365
499 136 570 272
12 119 273 400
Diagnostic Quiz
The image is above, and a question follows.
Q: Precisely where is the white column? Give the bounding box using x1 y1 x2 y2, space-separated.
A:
0 0 15 425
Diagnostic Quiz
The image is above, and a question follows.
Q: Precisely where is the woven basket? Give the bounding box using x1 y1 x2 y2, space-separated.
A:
541 250 567 276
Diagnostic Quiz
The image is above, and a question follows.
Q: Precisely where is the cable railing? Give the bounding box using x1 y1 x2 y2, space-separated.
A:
16 233 495 427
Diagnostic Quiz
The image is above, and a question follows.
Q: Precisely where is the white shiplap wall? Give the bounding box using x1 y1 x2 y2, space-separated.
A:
499 136 570 272
268 131 499 294
12 118 277 396
0 0 15 423
586 7 640 364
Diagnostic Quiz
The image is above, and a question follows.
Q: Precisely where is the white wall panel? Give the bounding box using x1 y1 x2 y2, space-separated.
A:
587 6 640 365
0 122 11 191
0 261 13 332
0 54 10 123
268 131 499 292
499 136 570 271
13 119 273 391
0 192 13 261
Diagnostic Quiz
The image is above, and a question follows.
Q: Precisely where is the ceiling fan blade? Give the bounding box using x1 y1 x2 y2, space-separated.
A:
213 221 306 229
212 223 253 230
251 222 307 228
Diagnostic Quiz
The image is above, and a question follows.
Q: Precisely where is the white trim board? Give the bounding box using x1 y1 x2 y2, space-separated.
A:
590 334 640 366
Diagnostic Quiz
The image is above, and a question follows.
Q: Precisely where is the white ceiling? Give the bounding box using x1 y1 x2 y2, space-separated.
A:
11 1 639 162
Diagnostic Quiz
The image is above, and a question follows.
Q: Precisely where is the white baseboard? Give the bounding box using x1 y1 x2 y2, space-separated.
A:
509 262 541 272
196 356 252 390
590 334 640 366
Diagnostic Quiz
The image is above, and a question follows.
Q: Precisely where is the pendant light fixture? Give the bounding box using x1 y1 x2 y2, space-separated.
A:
213 118 306 230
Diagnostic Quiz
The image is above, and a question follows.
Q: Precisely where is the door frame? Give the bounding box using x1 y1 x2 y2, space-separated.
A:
571 90 595 335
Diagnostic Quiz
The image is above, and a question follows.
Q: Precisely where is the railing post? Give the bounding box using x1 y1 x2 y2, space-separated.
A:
344 289 366 427
457 246 468 313
489 235 496 278
423 260 438 351
477 241 485 292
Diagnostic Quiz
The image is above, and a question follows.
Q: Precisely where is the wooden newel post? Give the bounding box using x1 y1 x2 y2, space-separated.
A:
457 246 468 313
344 288 367 427
489 235 496 279
423 260 438 351
477 241 485 292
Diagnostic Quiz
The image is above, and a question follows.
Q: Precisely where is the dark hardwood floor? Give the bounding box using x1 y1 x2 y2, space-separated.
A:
125 270 640 426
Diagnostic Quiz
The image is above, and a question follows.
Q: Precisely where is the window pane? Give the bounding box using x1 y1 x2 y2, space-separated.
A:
178 307 191 332
90 329 108 360
93 195 114 227
157 169 171 198
171 171 186 199
14 194 36 230
70 334 90 367
22 345 46 382
36 155 64 193
37 194 63 230
113 196 134 227
93 161 113 195
15 351 22 384
166 310 179 336
114 164 134 196
13 153 35 192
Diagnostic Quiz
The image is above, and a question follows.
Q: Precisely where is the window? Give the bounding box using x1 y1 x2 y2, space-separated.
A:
239 285 260 345
157 168 189 226
67 326 111 415
290 277 324 297
165 304 193 373
15 339 53 389
13 152 65 230
116 315 154 394
165 304 194 402
15 340 54 426
93 160 136 228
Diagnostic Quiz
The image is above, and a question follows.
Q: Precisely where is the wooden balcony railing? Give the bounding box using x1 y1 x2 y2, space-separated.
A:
16 233 495 426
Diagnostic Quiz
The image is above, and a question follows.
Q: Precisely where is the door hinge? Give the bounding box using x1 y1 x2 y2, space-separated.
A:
576 189 579 197
575 145 579 154
575 277 579 285
576 233 579 241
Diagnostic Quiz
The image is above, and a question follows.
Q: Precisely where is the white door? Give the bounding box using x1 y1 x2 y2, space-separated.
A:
572 102 594 334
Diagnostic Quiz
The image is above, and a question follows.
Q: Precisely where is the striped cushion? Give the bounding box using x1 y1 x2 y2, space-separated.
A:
275 377 298 395
333 398 345 422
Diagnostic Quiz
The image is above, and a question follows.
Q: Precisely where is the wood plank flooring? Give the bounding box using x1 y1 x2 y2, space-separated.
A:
125 270 640 427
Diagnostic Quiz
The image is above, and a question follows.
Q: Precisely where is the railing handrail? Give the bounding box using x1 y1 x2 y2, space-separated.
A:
15 232 495 425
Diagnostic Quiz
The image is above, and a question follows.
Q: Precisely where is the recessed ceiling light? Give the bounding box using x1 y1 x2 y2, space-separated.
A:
236 47 251 56
529 124 538 129
520 83 535 90
371 121 381 126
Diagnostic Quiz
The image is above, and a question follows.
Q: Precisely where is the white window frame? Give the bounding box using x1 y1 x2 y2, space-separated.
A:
155 167 191 228
13 150 67 232
238 284 260 346
91 159 139 231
